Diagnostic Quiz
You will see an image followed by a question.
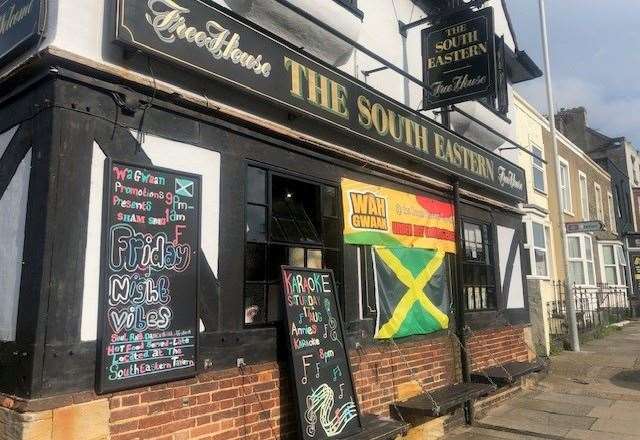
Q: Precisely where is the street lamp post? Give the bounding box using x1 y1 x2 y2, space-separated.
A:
538 0 580 351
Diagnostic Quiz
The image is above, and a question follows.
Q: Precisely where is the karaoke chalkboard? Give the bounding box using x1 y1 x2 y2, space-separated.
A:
96 161 200 394
281 267 362 440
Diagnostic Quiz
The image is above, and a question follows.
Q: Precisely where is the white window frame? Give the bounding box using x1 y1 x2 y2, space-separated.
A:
608 192 617 234
594 183 604 222
531 143 546 193
559 157 573 215
566 233 596 287
599 242 627 287
578 171 589 221
524 219 551 279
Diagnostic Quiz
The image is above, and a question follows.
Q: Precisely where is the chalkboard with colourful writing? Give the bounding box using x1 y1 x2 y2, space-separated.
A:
96 161 200 394
281 267 362 440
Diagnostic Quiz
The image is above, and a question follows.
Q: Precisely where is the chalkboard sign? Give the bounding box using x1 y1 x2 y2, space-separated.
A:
281 267 362 440
96 161 200 394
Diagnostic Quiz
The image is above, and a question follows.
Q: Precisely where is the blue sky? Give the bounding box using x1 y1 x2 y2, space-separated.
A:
507 0 640 147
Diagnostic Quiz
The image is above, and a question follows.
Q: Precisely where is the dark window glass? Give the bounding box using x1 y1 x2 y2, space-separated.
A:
246 205 267 242
244 168 342 325
462 221 496 311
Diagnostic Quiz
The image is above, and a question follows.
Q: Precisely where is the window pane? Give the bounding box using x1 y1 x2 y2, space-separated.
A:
534 249 548 276
244 284 266 324
245 243 266 281
568 237 581 258
266 284 282 322
247 167 266 204
533 169 545 191
603 245 615 264
605 267 618 285
584 237 593 261
289 247 305 267
322 218 340 247
617 246 627 265
267 245 288 282
322 186 338 217
247 205 267 242
569 261 585 285
532 223 545 248
587 262 595 286
307 249 323 269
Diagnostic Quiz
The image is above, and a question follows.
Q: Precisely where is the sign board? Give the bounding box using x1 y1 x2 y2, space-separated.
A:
115 0 526 202
630 252 640 297
422 8 496 109
281 267 361 439
565 221 604 234
628 233 640 249
341 178 456 253
96 161 200 394
0 0 46 66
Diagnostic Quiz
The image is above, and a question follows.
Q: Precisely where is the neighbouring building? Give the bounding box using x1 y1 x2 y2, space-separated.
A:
0 1 543 439
556 107 637 296
512 92 556 355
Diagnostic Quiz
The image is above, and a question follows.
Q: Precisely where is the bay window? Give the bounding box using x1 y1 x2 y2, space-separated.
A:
567 234 595 286
524 221 550 277
600 243 627 287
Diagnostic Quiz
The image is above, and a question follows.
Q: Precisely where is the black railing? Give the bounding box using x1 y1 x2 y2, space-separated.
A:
547 282 631 344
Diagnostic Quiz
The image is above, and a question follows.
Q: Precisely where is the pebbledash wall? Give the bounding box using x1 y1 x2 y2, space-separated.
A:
0 0 536 439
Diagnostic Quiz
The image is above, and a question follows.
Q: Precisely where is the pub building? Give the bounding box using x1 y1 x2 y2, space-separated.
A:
0 0 543 439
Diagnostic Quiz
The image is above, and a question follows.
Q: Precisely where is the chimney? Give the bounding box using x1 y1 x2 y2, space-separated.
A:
555 107 589 151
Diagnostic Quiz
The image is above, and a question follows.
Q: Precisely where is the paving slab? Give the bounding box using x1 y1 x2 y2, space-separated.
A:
508 397 594 417
530 391 613 408
566 428 640 440
588 405 640 421
447 426 545 440
590 418 640 436
481 415 570 437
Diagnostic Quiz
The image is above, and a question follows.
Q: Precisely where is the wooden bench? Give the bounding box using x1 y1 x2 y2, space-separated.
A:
344 414 409 440
471 359 547 386
391 382 496 419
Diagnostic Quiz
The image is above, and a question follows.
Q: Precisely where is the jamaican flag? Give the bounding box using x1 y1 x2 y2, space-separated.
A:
373 246 450 339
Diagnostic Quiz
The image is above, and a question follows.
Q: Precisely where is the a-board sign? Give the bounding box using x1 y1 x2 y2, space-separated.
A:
422 7 496 109
96 161 200 394
0 0 46 66
565 221 604 234
281 267 361 439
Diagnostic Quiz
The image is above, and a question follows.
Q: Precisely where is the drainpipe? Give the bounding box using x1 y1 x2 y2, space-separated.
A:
453 179 473 424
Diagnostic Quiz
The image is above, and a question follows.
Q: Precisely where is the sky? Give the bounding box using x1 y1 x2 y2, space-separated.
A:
507 0 640 147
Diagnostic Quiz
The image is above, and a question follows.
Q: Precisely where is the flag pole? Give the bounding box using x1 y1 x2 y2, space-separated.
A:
538 0 580 351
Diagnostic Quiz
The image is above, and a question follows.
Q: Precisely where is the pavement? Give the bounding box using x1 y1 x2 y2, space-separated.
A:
447 320 640 439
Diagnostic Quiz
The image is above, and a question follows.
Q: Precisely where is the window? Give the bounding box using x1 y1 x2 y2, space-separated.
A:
594 183 604 222
559 159 572 213
333 0 363 18
579 172 589 221
608 192 617 233
244 166 342 325
532 144 546 193
600 244 627 286
567 234 595 286
462 222 496 310
531 222 549 277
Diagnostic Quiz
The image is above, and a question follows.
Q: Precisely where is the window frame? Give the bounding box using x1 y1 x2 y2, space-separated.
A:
332 0 364 19
531 143 546 194
558 157 573 215
526 220 550 279
599 243 627 287
243 164 343 327
578 171 589 221
594 182 604 222
461 220 498 312
566 233 596 287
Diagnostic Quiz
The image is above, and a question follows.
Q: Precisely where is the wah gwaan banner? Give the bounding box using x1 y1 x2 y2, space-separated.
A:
341 179 456 253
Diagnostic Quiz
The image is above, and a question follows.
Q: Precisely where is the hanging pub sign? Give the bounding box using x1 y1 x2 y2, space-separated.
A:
96 161 200 394
0 0 46 66
421 7 496 109
281 267 362 440
114 0 526 202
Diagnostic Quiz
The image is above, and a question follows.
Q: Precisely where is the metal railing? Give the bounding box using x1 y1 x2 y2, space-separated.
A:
547 282 630 344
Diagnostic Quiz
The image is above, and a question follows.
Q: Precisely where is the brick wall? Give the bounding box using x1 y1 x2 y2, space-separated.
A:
1 326 531 440
467 325 530 372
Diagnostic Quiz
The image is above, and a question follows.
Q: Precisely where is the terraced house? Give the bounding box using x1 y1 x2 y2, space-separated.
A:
0 0 545 439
